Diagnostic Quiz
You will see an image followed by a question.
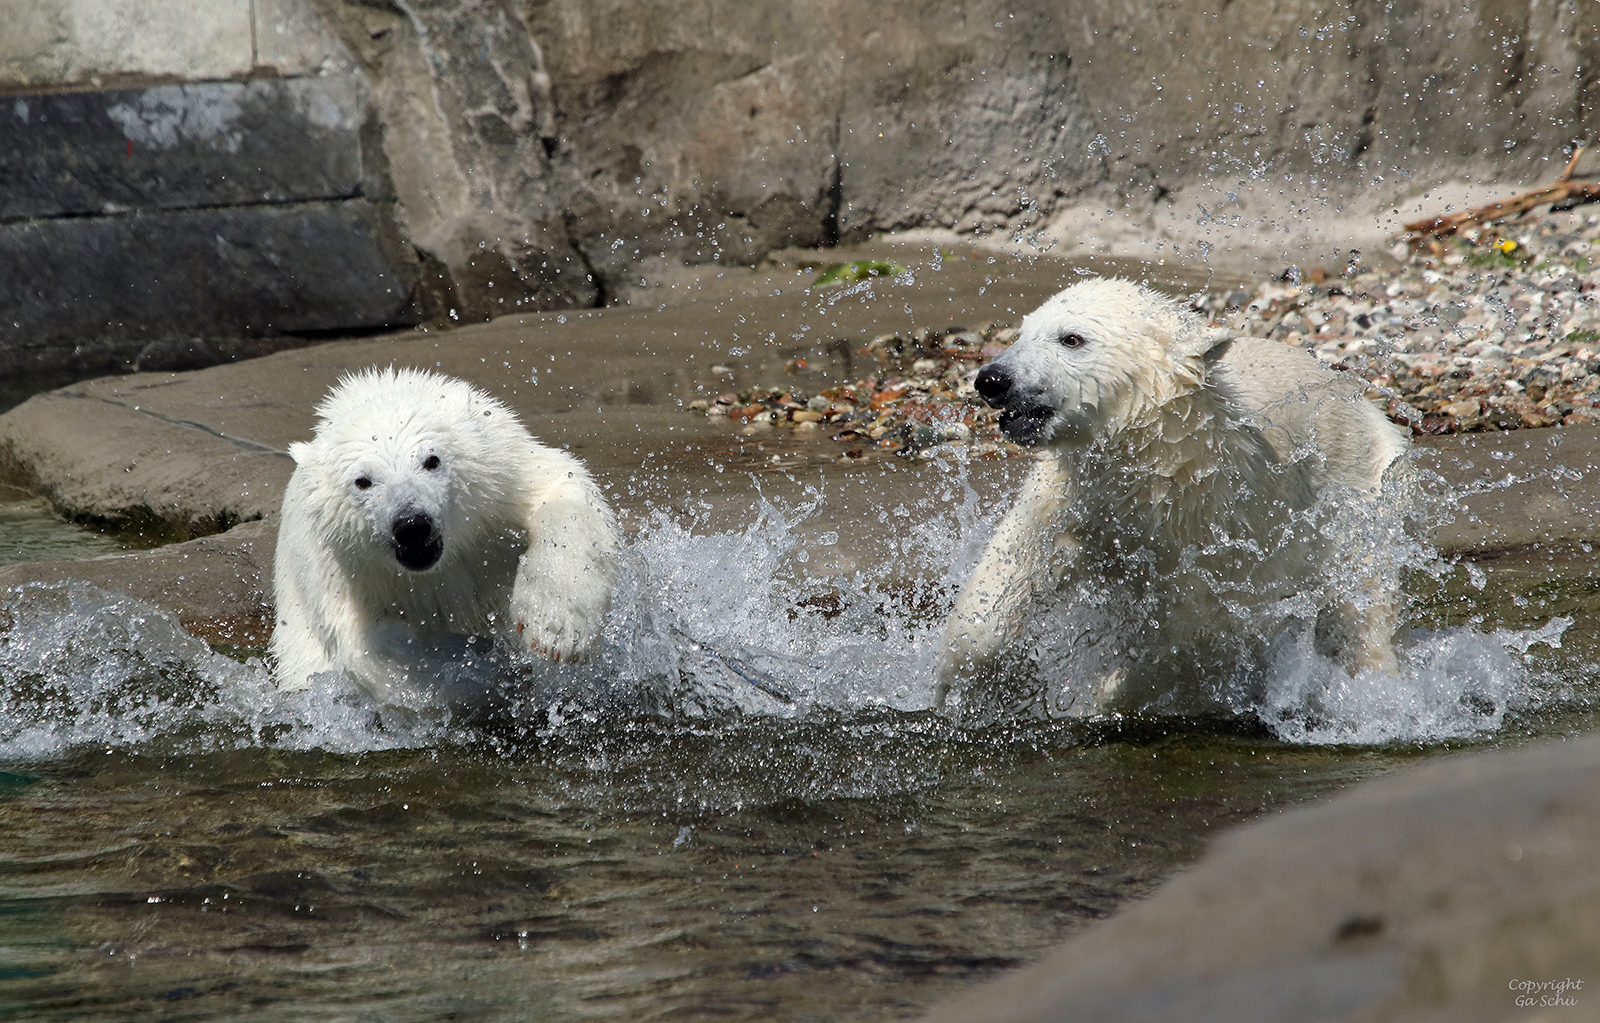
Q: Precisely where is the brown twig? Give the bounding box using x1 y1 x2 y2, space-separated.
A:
1403 145 1600 241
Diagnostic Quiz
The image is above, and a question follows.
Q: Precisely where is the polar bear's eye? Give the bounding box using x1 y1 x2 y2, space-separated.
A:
354 476 373 490
423 455 441 471
1059 332 1087 349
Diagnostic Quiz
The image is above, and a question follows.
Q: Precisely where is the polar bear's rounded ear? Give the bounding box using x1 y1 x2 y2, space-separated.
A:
1172 323 1234 359
1201 328 1236 363
288 441 311 464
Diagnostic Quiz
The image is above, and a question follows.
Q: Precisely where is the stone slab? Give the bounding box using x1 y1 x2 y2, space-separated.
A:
0 200 420 368
0 76 366 221
0 248 1592 655
0 383 294 541
919 732 1600 1023
0 519 275 649
1417 427 1600 555
0 244 1593 555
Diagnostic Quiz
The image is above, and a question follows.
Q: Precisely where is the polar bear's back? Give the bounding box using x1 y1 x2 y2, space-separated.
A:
1212 337 1408 495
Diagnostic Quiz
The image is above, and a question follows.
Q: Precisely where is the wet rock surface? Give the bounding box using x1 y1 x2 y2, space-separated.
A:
919 731 1600 1023
0 520 275 650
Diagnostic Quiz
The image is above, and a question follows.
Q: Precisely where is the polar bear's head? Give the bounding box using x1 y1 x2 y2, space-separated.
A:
288 367 516 573
974 278 1223 446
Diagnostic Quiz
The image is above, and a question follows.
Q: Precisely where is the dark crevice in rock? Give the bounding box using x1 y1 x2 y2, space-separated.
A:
1 335 327 412
281 323 419 345
821 121 844 249
410 246 459 324
564 213 610 308
1350 107 1377 161
66 505 254 547
0 194 368 229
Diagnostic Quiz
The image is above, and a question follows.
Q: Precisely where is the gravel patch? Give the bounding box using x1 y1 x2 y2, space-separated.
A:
684 207 1600 453
1202 206 1600 434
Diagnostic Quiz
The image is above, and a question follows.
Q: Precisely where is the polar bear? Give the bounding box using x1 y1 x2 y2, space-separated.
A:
271 366 618 700
937 278 1410 715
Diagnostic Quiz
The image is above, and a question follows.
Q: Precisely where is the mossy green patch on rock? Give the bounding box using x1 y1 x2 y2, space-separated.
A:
810 259 903 288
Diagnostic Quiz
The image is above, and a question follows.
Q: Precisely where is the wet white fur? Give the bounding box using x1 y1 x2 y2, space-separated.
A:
271 367 618 699
938 278 1409 709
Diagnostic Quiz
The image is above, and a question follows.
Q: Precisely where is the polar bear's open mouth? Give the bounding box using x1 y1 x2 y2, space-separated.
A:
996 402 1055 445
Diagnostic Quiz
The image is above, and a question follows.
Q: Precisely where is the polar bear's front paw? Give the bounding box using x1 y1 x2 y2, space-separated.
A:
510 538 615 665
512 603 601 664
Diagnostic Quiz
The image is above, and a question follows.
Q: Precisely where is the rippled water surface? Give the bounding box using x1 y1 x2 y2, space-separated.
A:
0 722 1428 1022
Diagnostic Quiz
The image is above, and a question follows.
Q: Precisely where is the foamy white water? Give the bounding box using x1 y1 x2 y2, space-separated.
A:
0 462 1584 760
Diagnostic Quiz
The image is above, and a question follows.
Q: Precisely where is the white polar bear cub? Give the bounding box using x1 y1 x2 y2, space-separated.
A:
938 278 1410 714
271 366 618 699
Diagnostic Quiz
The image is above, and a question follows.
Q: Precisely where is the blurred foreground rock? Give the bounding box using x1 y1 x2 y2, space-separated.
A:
920 732 1600 1023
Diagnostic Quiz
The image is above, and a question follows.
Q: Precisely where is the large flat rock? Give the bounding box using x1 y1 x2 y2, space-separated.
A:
1 304 1591 558
919 732 1600 1023
1418 428 1600 554
0 519 275 649
0 242 1085 534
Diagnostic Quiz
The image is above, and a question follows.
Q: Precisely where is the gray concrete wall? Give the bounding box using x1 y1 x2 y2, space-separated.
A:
0 0 426 385
2 0 1596 386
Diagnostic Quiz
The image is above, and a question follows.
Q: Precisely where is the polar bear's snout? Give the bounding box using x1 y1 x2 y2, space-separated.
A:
974 363 1013 403
390 510 444 571
975 360 1056 445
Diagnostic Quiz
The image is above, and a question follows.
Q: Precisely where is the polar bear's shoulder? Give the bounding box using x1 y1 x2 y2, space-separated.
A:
1209 336 1407 490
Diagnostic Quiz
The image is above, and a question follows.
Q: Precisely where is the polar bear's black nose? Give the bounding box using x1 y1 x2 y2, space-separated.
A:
974 364 1013 406
391 513 443 571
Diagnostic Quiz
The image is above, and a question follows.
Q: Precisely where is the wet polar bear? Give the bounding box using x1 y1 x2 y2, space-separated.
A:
938 278 1410 715
271 367 618 700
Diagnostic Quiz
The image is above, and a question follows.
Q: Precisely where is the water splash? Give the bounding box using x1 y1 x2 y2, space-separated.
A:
0 462 1586 760
1256 615 1572 744
0 581 444 759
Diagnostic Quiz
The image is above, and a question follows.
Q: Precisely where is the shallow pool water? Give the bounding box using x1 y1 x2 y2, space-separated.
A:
0 485 130 568
1 474 1594 1021
0 721 1438 1022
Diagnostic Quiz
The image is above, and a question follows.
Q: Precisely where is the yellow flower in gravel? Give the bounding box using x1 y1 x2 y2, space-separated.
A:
1495 239 1518 254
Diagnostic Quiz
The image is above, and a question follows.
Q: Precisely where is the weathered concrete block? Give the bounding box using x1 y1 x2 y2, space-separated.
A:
0 201 420 376
0 76 366 220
